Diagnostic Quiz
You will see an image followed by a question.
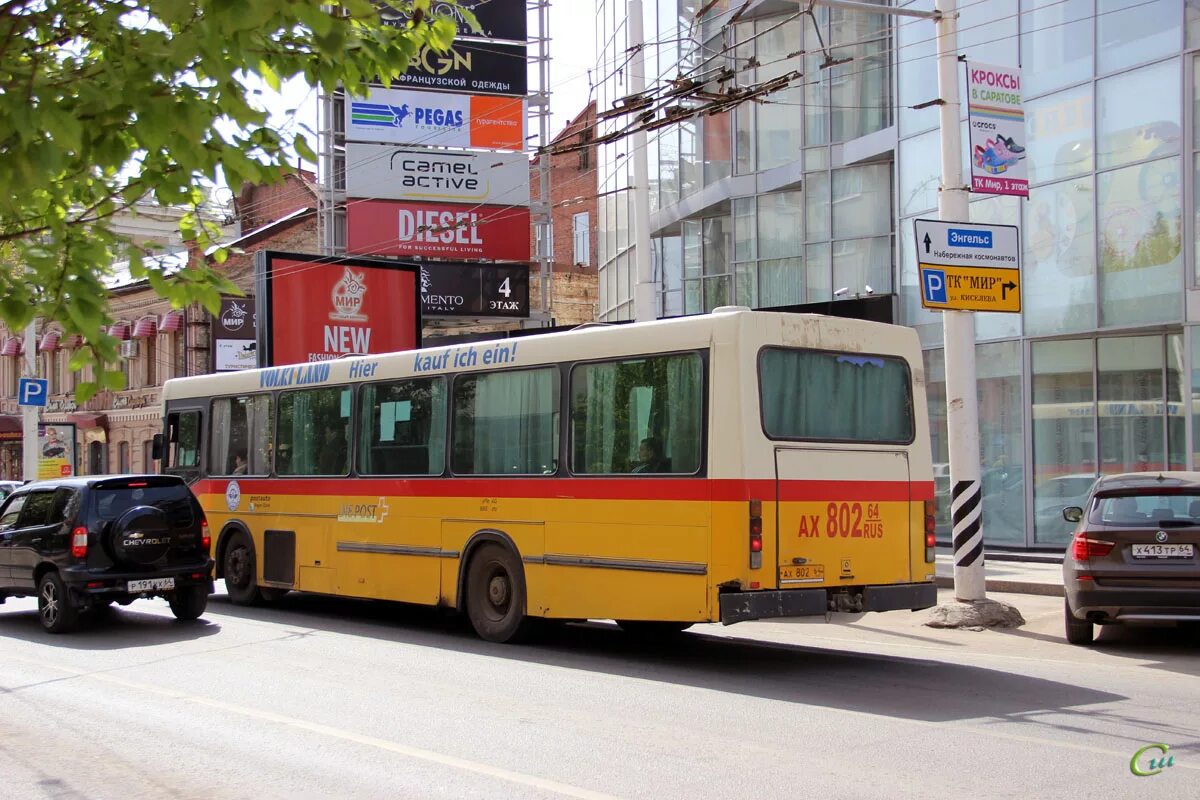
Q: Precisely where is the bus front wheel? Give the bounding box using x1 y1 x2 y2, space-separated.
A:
465 543 532 643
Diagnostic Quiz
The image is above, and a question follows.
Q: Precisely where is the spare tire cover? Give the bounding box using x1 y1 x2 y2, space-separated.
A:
109 505 172 565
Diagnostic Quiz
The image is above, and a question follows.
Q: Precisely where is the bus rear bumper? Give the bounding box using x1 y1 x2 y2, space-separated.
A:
719 582 938 625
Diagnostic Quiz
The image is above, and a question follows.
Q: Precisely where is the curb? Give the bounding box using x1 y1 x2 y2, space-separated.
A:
935 575 1064 597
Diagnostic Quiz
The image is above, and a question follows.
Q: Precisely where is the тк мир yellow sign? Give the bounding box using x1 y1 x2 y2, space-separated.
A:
914 218 1022 313
918 263 1021 313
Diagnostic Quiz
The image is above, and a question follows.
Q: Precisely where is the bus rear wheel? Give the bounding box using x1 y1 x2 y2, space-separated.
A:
465 543 532 643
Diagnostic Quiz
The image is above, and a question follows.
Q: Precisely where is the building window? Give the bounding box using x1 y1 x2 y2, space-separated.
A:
572 212 590 266
145 334 157 387
535 221 552 260
118 441 130 474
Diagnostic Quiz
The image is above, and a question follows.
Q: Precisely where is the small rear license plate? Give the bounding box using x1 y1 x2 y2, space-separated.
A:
1132 544 1194 559
779 565 825 582
128 577 175 592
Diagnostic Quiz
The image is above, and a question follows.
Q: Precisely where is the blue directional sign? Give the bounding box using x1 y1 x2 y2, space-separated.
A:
18 378 48 407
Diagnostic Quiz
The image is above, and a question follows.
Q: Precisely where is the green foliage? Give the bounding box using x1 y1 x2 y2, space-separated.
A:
0 0 458 399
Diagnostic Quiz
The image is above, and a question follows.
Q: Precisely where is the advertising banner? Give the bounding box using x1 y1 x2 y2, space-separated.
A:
378 41 527 97
345 144 529 206
966 61 1028 197
254 252 421 367
38 423 75 479
347 199 530 261
379 0 528 42
345 86 525 150
421 262 529 318
212 296 258 372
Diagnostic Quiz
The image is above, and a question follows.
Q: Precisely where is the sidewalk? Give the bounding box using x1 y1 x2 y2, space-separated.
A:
934 552 1064 597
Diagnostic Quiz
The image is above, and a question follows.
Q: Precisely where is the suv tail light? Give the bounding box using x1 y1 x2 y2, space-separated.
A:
71 526 88 559
924 500 937 562
749 499 763 570
1071 531 1114 561
200 518 211 553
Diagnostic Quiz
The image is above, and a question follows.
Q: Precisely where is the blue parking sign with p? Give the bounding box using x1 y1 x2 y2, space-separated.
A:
923 269 947 304
18 378 48 407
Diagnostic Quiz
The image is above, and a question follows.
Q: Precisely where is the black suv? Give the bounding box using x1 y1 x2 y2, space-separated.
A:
0 475 213 633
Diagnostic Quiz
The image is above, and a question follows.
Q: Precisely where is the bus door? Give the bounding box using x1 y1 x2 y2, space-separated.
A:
774 447 911 589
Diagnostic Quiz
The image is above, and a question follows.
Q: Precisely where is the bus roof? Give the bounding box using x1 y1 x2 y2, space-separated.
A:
163 308 919 402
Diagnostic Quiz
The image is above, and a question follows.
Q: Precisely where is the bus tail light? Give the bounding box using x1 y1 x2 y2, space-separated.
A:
749 499 763 570
71 527 88 559
1071 532 1113 561
200 518 211 553
924 500 937 562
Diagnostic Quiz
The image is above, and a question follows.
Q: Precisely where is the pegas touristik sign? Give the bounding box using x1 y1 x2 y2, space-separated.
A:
253 251 421 366
344 85 525 151
346 199 531 261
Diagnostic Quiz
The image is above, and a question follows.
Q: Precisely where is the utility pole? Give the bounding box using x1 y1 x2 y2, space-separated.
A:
21 320 37 481
629 0 656 322
933 0 985 602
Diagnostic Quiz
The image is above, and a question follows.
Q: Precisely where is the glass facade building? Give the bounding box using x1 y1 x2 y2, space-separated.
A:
595 0 1200 549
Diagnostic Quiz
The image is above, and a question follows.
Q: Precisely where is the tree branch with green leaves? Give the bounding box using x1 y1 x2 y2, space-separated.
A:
0 0 465 401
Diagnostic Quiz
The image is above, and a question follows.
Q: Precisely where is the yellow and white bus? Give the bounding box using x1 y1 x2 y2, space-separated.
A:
159 308 938 642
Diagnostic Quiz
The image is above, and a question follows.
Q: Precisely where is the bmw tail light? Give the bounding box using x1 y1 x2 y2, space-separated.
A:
749 499 763 570
71 526 88 559
1071 532 1114 561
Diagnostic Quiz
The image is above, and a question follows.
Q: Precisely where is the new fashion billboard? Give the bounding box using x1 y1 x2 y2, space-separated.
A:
345 86 525 150
254 252 421 366
346 199 531 261
345 144 529 206
380 40 527 97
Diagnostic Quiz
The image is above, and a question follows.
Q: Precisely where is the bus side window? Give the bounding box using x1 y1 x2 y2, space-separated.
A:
166 411 201 470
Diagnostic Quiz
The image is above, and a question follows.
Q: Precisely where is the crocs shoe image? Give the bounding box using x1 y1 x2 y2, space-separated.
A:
998 134 1025 155
974 141 1011 174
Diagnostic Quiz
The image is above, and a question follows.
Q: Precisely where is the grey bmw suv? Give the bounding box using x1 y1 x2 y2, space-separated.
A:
1062 472 1200 645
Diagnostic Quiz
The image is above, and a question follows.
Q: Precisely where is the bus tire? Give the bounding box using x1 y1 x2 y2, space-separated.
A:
465 543 532 643
617 621 692 640
222 531 263 606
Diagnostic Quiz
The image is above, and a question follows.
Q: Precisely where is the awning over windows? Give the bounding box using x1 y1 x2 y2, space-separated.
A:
107 322 131 340
159 309 185 333
132 317 157 338
39 330 60 351
0 337 22 357
67 412 106 430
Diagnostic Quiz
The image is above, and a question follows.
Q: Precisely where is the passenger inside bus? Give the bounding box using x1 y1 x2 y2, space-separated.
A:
632 437 669 473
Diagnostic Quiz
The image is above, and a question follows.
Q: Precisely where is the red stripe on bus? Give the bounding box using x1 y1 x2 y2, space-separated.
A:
194 477 934 503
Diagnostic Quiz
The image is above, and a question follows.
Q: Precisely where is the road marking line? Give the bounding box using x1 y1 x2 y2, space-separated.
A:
5 656 623 800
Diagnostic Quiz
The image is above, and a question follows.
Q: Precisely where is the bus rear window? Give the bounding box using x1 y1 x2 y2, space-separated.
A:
758 348 914 444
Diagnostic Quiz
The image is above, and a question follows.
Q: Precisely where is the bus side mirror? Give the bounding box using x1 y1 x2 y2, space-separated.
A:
1062 506 1083 523
151 433 164 462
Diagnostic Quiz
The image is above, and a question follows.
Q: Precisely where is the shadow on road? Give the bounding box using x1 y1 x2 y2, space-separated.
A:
995 622 1200 678
198 592 1130 725
0 602 221 650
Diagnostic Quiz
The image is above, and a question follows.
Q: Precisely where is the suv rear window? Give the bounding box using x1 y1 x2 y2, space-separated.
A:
1090 492 1200 527
758 348 914 444
94 483 195 528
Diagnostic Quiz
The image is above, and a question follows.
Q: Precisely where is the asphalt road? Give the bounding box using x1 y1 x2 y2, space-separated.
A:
0 587 1196 800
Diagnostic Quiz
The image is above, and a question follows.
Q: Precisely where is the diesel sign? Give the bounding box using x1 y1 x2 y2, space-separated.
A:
345 144 529 206
347 199 531 261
